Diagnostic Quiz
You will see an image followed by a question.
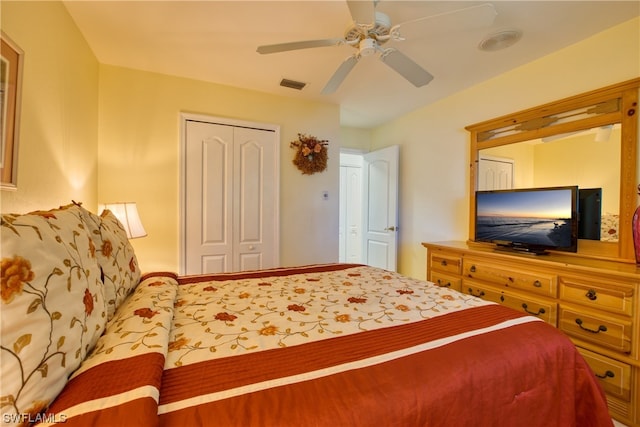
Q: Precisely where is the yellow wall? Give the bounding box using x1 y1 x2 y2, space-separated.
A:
340 127 372 151
97 65 340 272
372 17 640 279
533 131 621 214
0 1 99 212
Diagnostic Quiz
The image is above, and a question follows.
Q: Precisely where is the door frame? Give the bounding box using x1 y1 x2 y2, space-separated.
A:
179 112 280 275
339 146 399 271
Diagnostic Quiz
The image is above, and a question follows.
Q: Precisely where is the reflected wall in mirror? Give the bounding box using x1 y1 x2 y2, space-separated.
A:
466 78 639 262
479 124 621 243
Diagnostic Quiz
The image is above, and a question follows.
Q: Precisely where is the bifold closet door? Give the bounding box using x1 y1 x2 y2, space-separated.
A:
232 126 277 272
184 120 277 274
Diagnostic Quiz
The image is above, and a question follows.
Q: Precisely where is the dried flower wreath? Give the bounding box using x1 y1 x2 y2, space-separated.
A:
290 133 329 175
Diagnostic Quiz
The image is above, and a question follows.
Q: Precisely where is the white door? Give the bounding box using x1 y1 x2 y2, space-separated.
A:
185 121 232 274
362 145 399 271
232 127 278 271
478 155 514 190
339 163 363 263
183 117 279 275
339 165 347 262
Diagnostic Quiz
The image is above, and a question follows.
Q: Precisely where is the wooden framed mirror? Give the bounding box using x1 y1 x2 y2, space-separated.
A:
466 78 640 262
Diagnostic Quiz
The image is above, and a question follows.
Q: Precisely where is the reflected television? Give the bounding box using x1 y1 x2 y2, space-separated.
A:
474 186 578 254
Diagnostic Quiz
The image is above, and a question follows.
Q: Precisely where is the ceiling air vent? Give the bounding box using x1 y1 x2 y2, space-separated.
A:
280 78 306 90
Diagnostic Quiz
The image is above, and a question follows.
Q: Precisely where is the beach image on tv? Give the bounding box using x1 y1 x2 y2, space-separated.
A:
476 189 573 247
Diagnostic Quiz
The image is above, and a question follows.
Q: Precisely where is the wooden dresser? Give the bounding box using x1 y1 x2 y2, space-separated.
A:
422 241 640 427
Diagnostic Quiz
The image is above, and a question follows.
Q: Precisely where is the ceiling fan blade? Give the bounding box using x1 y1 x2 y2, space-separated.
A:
346 0 375 25
257 38 345 54
393 3 497 39
380 49 433 88
321 55 359 95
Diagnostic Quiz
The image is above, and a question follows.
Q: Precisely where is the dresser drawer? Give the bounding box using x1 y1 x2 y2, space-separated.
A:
559 275 634 317
430 272 462 292
430 253 462 275
577 347 632 401
559 307 633 353
462 258 557 297
463 280 557 325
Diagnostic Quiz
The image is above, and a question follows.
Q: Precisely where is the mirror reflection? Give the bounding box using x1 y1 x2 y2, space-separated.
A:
478 124 621 243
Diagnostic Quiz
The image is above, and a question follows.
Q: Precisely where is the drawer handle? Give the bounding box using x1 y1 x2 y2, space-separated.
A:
521 303 546 316
437 279 451 288
467 288 484 298
585 289 598 301
533 280 542 288
441 260 448 266
575 318 607 334
595 370 615 380
469 265 476 273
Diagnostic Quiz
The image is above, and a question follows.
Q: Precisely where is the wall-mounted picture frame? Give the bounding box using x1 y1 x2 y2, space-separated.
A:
1 32 24 189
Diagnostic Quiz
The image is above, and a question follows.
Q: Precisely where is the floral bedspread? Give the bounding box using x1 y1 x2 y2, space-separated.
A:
37 264 612 427
165 264 490 368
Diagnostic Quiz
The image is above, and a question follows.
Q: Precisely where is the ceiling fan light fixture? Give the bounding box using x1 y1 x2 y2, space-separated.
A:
359 38 378 56
345 11 391 42
478 29 522 52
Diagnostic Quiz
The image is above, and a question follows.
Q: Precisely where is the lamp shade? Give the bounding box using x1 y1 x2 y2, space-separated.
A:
101 202 147 239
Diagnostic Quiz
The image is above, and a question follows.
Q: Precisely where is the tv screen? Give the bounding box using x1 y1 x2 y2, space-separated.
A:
578 188 602 240
475 186 578 254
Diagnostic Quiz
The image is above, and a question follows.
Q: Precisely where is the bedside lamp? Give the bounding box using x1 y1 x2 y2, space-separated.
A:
101 202 147 239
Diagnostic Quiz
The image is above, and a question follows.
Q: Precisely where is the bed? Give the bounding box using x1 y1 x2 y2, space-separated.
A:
1 203 613 426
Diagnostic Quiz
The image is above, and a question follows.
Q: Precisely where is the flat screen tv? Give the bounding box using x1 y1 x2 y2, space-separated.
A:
475 186 578 255
578 188 602 240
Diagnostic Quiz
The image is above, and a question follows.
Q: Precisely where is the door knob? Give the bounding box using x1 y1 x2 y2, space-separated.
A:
385 226 397 231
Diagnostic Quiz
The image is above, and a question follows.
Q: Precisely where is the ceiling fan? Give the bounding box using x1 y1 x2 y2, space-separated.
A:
257 1 497 94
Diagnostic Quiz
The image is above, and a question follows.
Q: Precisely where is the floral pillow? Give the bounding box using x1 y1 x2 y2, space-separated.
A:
78 207 141 320
0 204 106 421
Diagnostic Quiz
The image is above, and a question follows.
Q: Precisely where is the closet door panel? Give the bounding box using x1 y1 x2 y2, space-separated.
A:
185 121 233 275
237 138 261 242
234 127 277 271
202 137 229 244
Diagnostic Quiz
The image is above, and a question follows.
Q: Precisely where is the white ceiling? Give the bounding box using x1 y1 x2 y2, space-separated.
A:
63 1 640 129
